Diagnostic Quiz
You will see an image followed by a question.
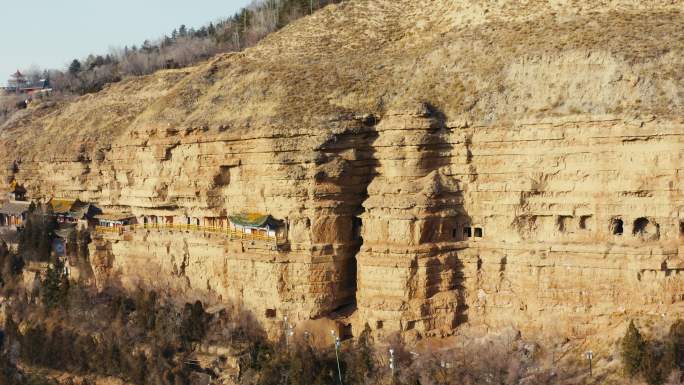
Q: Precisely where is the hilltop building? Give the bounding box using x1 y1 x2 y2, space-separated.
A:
1 70 51 95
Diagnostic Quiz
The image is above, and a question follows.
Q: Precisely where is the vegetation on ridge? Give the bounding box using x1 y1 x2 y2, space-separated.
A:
0 0 345 126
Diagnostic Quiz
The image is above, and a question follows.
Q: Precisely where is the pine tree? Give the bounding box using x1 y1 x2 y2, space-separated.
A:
668 319 684 370
41 258 69 309
68 59 81 75
622 320 646 377
641 341 670 385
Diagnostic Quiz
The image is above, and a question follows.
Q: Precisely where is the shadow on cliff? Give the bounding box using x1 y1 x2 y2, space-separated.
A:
313 113 381 316
415 103 470 330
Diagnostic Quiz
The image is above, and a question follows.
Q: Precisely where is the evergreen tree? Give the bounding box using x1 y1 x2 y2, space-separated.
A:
668 319 684 370
641 341 671 385
0 241 23 287
77 229 90 262
68 59 81 75
66 229 78 257
41 258 69 309
178 24 187 37
622 320 646 377
180 300 209 348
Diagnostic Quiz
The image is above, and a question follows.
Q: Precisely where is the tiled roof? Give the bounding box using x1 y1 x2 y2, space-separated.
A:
229 213 281 228
49 198 77 214
0 201 30 215
95 213 136 222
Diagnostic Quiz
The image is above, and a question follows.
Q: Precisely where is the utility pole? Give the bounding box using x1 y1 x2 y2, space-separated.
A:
331 330 343 385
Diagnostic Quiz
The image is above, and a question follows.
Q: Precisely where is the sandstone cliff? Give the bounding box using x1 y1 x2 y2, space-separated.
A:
1 0 683 341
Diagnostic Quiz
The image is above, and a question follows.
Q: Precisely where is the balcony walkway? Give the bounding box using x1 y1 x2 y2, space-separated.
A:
95 223 285 246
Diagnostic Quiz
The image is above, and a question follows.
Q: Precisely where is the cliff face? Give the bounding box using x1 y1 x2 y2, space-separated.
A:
1 0 683 340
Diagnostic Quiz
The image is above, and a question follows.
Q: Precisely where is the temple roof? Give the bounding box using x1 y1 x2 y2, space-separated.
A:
95 213 136 222
54 224 77 239
0 201 30 215
229 213 282 228
48 198 77 214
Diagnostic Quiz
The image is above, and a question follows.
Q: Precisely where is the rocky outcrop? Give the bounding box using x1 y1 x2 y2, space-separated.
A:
1 0 683 341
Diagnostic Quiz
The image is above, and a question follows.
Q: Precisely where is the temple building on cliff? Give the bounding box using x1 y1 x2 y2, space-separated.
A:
228 213 285 240
0 181 30 229
47 198 100 228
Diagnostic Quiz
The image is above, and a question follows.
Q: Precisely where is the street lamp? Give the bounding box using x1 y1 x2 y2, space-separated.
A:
331 330 343 385
284 316 293 349
585 351 593 377
389 348 395 377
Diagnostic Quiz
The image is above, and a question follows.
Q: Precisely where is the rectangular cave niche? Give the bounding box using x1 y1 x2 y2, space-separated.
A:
579 215 593 231
474 227 483 238
265 309 277 319
463 227 472 238
376 320 384 330
340 324 353 340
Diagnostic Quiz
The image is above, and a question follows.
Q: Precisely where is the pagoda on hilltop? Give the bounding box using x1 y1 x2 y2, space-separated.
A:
7 70 28 90
2 70 51 94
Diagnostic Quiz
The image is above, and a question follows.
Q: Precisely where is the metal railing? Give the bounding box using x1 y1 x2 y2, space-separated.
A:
95 226 124 234
96 223 282 244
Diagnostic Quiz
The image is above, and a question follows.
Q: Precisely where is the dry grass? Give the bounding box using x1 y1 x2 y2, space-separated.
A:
1 0 683 163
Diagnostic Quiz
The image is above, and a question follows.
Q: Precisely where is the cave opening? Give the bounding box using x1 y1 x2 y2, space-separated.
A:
474 227 483 238
633 217 650 236
579 215 592 230
340 323 353 340
556 215 572 232
680 221 684 237
611 218 624 235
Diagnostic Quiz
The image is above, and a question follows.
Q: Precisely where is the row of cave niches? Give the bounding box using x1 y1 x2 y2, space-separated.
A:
453 226 484 239
608 216 678 240
452 216 684 242
560 215 682 240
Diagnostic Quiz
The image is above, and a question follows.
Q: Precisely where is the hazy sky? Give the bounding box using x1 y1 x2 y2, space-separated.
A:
0 0 252 79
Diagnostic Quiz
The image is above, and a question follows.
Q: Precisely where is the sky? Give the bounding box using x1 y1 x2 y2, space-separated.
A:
0 0 252 79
